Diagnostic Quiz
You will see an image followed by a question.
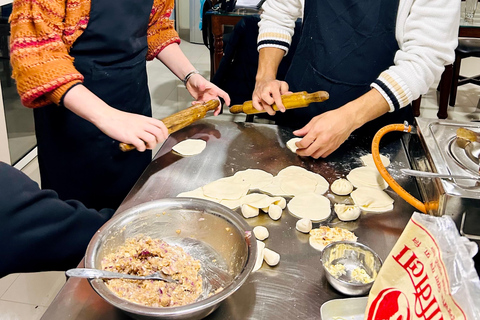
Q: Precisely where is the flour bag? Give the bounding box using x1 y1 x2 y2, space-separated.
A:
365 212 480 319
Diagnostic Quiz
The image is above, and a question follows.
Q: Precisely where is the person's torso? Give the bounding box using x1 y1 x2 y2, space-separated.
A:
278 0 400 127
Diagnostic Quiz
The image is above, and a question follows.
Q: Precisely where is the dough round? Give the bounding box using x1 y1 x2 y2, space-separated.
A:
202 177 250 200
177 188 220 203
287 192 331 222
233 169 274 190
277 166 329 195
350 187 394 213
360 153 390 168
330 178 354 195
286 137 302 153
346 166 389 190
172 139 206 156
242 193 278 209
253 226 269 240
296 218 313 233
279 175 317 196
334 203 361 221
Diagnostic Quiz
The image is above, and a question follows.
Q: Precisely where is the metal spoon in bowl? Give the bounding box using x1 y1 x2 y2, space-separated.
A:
66 268 178 283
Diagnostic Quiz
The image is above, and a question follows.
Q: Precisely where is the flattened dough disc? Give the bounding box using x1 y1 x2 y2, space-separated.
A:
287 192 331 222
172 139 206 156
346 166 388 190
202 177 250 200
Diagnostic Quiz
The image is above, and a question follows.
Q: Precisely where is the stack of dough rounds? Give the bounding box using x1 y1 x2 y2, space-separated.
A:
287 192 331 222
286 137 302 153
232 169 274 190
177 165 330 223
309 226 357 251
330 178 354 195
172 139 207 156
259 166 329 196
346 167 389 190
202 177 250 200
350 187 394 212
360 153 390 168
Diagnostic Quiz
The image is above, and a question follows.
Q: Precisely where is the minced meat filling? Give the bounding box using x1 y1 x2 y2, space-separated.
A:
101 236 202 307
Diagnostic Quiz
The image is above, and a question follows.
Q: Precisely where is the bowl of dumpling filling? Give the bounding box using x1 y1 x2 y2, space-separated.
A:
321 241 382 296
84 198 257 320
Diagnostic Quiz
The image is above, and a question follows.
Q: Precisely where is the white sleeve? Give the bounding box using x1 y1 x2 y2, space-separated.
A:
372 0 460 112
257 0 304 55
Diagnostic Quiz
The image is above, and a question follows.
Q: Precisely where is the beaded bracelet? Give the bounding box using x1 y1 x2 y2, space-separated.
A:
182 70 200 86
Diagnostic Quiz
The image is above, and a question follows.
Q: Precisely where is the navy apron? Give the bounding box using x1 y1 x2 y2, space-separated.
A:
34 0 154 210
275 0 413 134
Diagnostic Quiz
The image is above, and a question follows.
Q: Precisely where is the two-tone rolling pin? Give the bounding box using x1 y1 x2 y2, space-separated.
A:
229 91 329 114
119 99 219 152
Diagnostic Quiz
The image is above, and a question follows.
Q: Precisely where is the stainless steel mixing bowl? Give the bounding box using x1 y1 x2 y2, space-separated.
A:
84 198 256 320
321 241 382 296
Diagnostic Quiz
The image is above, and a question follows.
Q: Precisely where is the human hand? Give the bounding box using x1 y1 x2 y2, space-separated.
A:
94 108 169 152
186 74 231 116
252 79 290 116
292 108 357 159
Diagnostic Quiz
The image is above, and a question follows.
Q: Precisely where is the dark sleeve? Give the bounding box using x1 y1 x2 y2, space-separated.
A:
0 162 115 277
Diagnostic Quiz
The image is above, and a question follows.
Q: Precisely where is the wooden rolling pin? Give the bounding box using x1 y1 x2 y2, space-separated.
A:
119 99 219 152
229 91 329 115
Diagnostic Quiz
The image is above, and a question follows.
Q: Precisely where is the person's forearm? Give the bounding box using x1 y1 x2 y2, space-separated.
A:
62 84 113 127
256 47 285 82
156 43 197 81
341 89 391 131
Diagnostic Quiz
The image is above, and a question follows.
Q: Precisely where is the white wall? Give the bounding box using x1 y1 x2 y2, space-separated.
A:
0 86 11 164
177 0 190 30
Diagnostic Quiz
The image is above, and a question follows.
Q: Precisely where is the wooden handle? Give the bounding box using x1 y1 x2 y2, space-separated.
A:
119 99 220 152
229 91 329 114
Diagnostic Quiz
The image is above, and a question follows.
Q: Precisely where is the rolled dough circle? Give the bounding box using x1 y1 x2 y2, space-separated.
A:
172 139 206 156
287 192 331 222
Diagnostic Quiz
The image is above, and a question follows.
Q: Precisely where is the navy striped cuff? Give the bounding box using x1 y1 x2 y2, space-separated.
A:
258 39 290 50
373 79 400 111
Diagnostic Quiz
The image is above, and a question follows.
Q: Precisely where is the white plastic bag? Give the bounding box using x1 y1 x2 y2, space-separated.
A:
365 212 480 320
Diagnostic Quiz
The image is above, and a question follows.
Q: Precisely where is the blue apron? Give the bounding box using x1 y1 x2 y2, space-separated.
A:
274 0 413 133
34 0 154 210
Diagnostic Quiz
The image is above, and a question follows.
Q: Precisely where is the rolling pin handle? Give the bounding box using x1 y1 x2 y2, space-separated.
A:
119 142 136 152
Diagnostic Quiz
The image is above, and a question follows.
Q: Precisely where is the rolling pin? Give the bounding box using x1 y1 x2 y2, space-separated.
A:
229 91 329 115
119 99 219 152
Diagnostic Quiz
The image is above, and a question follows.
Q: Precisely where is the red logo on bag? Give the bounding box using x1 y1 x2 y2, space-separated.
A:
367 288 411 320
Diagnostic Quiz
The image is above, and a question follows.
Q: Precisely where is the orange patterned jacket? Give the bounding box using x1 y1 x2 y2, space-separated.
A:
9 0 180 108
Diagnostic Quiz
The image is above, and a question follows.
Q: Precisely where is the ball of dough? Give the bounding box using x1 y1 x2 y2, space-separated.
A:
286 137 302 153
330 178 354 196
253 226 269 240
263 248 280 266
268 204 283 220
334 203 361 221
296 218 313 233
241 204 259 218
